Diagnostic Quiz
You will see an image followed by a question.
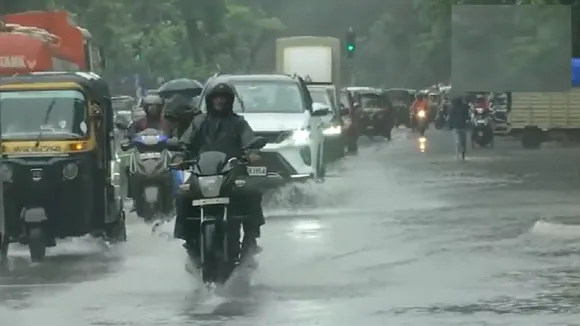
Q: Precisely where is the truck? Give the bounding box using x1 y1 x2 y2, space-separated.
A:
508 58 580 148
0 11 103 75
275 36 341 85
509 89 580 148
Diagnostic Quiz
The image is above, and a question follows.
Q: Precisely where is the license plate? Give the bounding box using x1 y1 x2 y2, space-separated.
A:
478 132 483 136
140 152 161 159
247 166 267 176
192 197 230 206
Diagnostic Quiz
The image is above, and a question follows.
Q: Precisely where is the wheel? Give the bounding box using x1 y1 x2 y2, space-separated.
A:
201 224 216 284
521 132 541 149
108 210 127 242
0 234 9 269
28 227 46 262
317 145 326 179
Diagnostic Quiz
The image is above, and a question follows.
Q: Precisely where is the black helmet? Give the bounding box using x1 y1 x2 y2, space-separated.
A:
206 82 235 101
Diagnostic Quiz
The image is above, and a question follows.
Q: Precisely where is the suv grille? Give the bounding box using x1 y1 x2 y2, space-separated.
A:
254 131 291 143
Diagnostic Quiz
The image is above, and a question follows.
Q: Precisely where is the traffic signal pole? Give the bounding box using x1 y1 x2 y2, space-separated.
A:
345 27 356 86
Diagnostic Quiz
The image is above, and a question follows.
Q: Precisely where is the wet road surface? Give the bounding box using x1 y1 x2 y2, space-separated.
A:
2 129 580 325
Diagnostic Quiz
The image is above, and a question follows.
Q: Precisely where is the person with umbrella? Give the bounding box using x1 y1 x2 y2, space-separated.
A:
158 78 204 138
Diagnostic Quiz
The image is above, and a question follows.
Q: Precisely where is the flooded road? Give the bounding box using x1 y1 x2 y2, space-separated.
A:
2 129 580 325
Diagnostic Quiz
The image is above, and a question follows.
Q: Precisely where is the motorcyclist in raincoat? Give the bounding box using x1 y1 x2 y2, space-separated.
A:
174 82 265 266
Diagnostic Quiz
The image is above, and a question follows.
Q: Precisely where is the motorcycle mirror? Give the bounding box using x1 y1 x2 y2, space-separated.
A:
244 137 267 150
115 120 129 130
169 152 186 166
165 138 182 151
120 142 132 151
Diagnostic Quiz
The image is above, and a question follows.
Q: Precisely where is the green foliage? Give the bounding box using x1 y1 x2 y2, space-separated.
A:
4 0 580 90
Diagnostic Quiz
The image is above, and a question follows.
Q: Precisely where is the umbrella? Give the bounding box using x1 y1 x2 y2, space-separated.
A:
157 78 203 99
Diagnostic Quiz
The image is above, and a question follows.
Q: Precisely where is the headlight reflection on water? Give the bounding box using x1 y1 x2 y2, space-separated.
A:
418 136 427 152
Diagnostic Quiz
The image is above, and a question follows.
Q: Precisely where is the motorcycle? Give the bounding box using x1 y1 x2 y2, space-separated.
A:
171 137 267 286
121 129 174 221
414 109 429 136
471 108 494 148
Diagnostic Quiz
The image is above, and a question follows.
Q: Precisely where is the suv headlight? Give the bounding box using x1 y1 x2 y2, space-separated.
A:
0 164 12 182
291 130 310 145
198 175 223 197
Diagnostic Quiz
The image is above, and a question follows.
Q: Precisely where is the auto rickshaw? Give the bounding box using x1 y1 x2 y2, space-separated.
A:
384 88 416 128
427 88 441 120
346 87 393 139
0 72 126 263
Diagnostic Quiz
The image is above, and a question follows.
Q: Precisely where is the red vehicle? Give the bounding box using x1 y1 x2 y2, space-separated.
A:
0 11 102 75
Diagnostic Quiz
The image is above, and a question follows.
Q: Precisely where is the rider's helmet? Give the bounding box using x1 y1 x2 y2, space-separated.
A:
141 94 163 117
416 93 426 100
207 82 236 101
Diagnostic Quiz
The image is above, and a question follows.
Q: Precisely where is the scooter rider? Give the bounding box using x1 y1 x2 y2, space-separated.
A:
127 94 170 137
174 82 265 264
126 94 170 212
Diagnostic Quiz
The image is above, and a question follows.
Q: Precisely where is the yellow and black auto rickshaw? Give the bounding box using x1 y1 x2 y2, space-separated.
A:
346 87 393 139
0 72 126 263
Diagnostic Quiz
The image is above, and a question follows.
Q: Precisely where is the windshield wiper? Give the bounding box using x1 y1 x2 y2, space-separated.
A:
35 99 56 148
235 91 246 113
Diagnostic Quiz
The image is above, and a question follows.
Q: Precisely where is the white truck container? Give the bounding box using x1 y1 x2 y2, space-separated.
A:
275 37 341 85
509 89 580 148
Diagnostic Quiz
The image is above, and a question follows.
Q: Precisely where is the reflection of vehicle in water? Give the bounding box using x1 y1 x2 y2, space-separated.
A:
346 87 393 139
471 107 494 148
418 136 427 152
0 72 126 263
121 129 174 221
174 138 267 286
306 84 347 161
200 74 327 188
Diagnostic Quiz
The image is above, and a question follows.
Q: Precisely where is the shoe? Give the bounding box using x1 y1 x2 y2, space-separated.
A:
241 236 261 269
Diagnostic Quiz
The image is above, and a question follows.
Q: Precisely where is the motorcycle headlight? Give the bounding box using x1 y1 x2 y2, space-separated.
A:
291 129 310 145
197 175 223 197
63 162 79 180
0 164 12 182
417 110 426 118
323 125 341 136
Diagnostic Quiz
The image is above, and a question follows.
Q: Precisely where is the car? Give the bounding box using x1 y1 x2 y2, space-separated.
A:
306 83 347 161
199 74 330 189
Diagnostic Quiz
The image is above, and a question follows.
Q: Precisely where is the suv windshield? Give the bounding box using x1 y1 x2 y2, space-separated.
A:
1 90 88 140
201 80 305 113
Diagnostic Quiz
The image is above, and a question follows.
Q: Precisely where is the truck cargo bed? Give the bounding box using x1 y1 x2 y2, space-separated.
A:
510 89 580 130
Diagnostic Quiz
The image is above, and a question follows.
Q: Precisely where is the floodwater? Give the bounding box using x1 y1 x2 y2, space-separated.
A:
2 129 580 326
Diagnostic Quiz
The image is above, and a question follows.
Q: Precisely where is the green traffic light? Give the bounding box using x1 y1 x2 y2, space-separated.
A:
347 45 354 51
134 54 141 60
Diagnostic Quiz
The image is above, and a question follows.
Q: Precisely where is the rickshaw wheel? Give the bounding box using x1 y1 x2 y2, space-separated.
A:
28 227 46 262
0 234 9 268
108 210 127 243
